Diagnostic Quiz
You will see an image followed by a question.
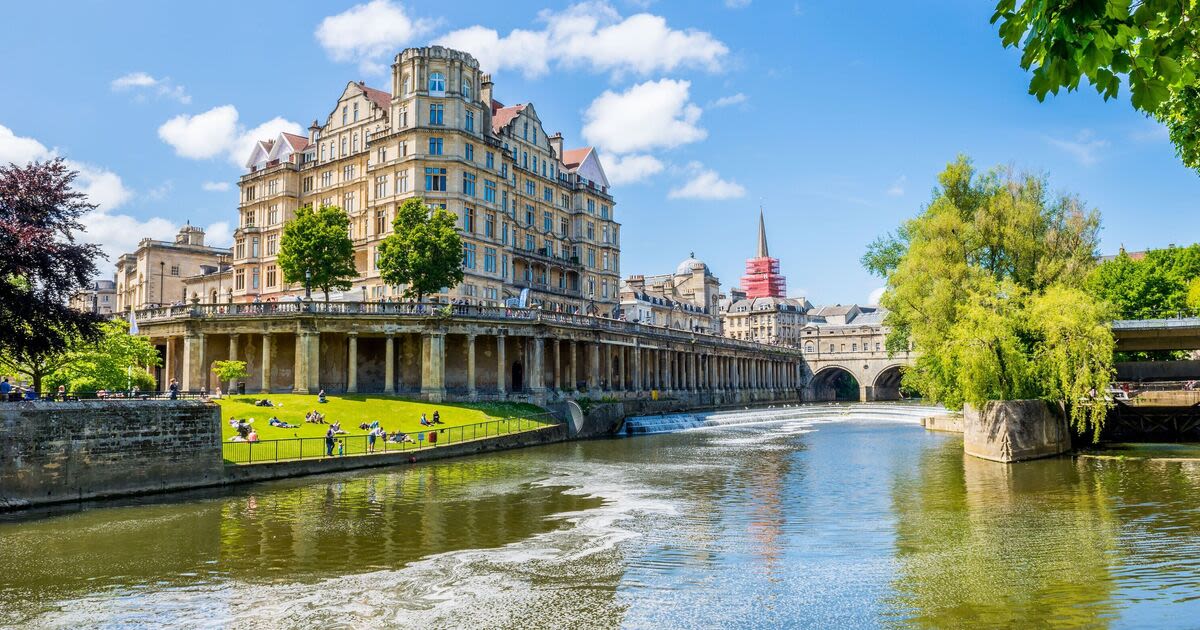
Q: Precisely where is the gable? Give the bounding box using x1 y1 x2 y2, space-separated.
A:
576 148 610 189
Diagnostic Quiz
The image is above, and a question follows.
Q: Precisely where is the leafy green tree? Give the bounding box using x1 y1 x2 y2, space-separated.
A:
1087 244 1200 318
277 205 358 298
212 360 248 392
42 320 160 393
377 197 464 302
864 156 1113 438
991 0 1200 172
1188 277 1200 310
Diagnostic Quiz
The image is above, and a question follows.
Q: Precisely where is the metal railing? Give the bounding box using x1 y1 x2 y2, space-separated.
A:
3 390 211 403
222 415 556 465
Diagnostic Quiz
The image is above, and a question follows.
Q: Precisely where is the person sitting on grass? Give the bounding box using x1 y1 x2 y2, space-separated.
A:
254 399 274 407
431 410 443 425
269 416 299 429
390 431 415 444
420 413 431 427
247 428 260 442
318 389 327 404
330 421 346 435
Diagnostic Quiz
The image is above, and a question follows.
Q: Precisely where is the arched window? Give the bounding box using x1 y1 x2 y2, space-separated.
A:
342 106 347 125
462 79 472 101
341 137 347 156
320 144 326 161
805 342 814 353
428 72 446 95
402 75 411 96
353 102 359 122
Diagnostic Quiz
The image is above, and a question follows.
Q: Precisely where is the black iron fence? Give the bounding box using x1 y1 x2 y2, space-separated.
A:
2 390 211 403
223 416 556 465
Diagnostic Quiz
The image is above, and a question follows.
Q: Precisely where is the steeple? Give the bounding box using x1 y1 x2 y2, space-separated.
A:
756 207 769 258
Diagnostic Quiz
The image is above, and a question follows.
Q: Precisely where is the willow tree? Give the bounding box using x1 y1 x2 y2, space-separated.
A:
863 156 1114 438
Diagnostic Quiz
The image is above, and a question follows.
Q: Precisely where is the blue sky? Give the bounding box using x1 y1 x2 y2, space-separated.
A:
1 0 1197 305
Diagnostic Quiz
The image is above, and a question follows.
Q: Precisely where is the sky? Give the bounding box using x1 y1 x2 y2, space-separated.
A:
1 0 1197 306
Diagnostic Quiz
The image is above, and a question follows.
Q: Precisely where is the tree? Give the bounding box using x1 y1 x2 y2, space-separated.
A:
277 204 357 298
211 360 248 392
991 0 1200 172
863 155 1114 438
377 197 464 302
30 320 160 393
0 159 105 374
1087 244 1200 318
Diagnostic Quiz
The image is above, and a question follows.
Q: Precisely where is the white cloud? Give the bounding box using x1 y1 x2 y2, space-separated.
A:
1047 129 1108 166
316 0 434 75
604 153 664 185
204 221 234 248
725 0 752 7
158 105 302 166
868 287 886 305
434 2 728 78
886 175 907 197
111 72 191 104
0 124 132 211
202 181 231 192
583 79 705 154
81 211 175 264
710 93 747 108
668 162 745 200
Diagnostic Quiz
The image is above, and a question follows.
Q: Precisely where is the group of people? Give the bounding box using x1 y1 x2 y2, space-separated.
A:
228 418 259 442
419 411 445 427
305 410 328 424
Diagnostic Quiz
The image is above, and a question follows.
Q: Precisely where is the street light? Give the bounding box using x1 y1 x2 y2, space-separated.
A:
304 268 312 300
159 261 165 306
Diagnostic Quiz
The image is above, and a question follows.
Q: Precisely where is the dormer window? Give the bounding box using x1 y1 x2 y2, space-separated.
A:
429 72 446 96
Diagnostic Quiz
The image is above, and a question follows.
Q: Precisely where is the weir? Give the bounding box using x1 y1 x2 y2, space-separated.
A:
623 403 940 435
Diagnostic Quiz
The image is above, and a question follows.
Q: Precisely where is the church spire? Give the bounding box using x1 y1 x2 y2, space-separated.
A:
756 206 769 258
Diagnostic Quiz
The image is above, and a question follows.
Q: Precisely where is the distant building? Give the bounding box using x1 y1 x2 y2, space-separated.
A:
799 305 892 356
621 253 722 333
114 225 231 312
721 211 809 345
68 278 117 316
740 209 786 299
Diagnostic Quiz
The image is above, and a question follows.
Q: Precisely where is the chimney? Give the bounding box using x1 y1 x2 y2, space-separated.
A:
480 73 493 109
309 119 321 143
549 132 564 161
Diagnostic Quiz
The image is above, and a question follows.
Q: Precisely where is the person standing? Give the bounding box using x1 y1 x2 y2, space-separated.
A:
1 377 11 401
325 425 336 457
169 378 179 400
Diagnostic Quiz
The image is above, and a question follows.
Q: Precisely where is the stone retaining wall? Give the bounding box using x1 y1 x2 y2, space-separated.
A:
0 400 222 509
963 400 1071 463
921 413 964 433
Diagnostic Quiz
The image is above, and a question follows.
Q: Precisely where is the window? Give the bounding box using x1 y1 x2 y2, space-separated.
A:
523 121 528 140
501 163 508 179
235 269 245 290
805 342 814 353
321 171 333 187
251 267 260 290
399 107 408 127
586 222 595 240
343 192 355 212
502 190 508 211
587 248 596 267
373 249 380 269
341 137 347 156
267 179 279 195
532 156 538 173
377 147 387 163
601 204 610 219
353 102 359 122
266 234 277 256
320 144 326 161
376 209 387 234
342 106 347 125
267 205 279 225
170 265 180 276
501 254 508 278
429 103 444 126
486 151 494 169
352 133 358 152
464 206 475 233
343 164 354 180
428 72 445 95
602 251 609 271
484 212 495 237
525 206 534 225
543 211 552 232
302 176 313 192
462 242 476 269
525 234 535 250
399 141 408 156
429 137 443 155
587 199 595 214
484 247 497 272
465 143 474 161
251 237 260 258
522 151 529 169
484 179 496 203
235 239 245 259
397 171 408 193
244 185 256 202
501 222 508 244
424 167 447 191
559 217 568 236
544 186 552 202
465 111 475 132
463 80 472 101
243 210 255 227
266 265 277 287
402 75 410 95
525 180 535 196
375 175 388 198
463 172 476 197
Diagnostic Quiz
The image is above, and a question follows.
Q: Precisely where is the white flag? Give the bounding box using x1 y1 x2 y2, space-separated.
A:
128 308 139 335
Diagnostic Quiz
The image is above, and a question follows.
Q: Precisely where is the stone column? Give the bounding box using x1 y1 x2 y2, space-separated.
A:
384 334 395 394
292 332 309 393
588 342 600 392
260 333 272 393
617 345 627 392
707 355 715 391
227 334 239 392
308 332 321 392
182 333 205 392
553 338 562 392
346 333 358 393
496 333 507 397
633 342 642 391
421 332 446 401
529 335 546 392
466 334 477 398
569 340 578 393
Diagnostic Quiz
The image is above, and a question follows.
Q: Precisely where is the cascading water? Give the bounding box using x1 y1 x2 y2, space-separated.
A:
622 403 940 435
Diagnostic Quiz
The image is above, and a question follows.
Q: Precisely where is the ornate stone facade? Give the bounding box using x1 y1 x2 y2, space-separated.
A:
620 254 722 334
114 225 231 312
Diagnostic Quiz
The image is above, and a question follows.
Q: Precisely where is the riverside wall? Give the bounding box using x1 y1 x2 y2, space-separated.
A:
0 400 223 510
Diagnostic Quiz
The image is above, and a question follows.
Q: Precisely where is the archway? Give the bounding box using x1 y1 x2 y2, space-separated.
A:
511 361 524 392
810 366 860 402
873 365 905 401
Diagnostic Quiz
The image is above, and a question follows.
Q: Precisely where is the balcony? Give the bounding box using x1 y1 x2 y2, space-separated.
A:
512 278 582 299
512 246 582 270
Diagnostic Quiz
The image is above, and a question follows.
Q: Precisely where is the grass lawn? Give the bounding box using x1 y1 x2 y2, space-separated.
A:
217 393 548 442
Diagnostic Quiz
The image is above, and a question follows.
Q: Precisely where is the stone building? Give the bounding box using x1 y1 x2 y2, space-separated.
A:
230 45 621 314
114 225 231 312
620 254 722 333
721 296 813 346
68 279 118 316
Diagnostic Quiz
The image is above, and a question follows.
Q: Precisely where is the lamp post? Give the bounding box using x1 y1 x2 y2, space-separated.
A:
216 255 224 303
304 268 312 300
158 261 165 306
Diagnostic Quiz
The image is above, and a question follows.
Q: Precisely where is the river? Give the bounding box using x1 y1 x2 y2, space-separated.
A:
3 404 1200 628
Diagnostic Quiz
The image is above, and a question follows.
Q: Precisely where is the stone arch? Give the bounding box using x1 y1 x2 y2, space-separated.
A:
872 364 906 401
809 365 861 402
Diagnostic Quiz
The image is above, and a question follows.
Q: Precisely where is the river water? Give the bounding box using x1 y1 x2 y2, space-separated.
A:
4 404 1200 628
